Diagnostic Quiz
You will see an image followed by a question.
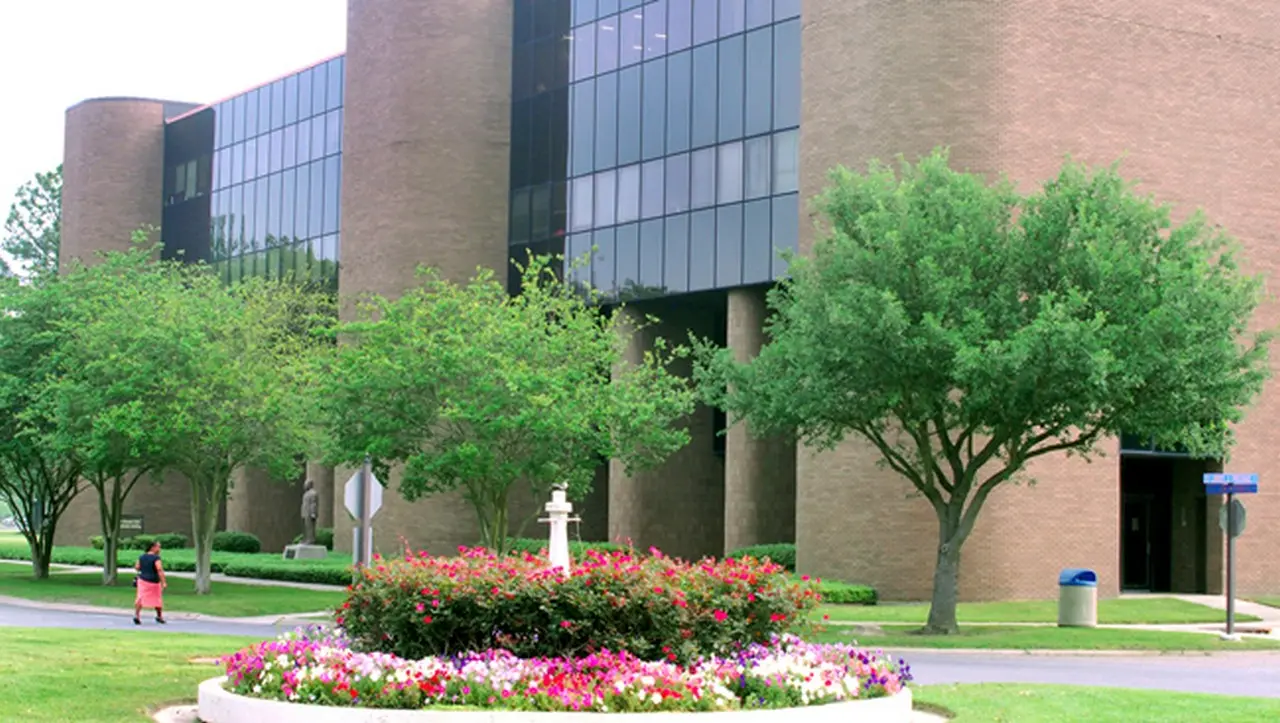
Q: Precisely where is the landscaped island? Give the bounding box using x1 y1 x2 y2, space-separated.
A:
201 546 912 719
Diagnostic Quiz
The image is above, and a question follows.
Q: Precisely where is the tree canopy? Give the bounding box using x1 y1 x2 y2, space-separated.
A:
318 255 696 553
695 149 1271 633
3 165 61 280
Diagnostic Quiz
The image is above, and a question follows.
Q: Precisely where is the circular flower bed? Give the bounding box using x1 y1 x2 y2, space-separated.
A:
219 628 912 713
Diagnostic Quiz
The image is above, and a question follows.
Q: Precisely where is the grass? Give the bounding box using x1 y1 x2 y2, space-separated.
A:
915 683 1280 722
818 597 1258 625
0 566 343 618
1251 597 1280 610
814 624 1280 651
0 627 257 723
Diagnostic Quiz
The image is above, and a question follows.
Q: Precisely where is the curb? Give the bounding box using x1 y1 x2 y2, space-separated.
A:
0 594 329 627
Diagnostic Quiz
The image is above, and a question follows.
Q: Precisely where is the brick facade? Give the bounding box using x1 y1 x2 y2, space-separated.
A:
797 0 1280 599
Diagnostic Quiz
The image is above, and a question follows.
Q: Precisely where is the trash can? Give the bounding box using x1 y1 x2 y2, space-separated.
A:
1057 568 1098 628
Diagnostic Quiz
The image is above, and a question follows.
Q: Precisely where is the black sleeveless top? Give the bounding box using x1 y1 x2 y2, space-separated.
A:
138 553 161 583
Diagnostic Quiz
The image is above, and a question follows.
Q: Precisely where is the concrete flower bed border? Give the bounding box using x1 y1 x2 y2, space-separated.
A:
197 677 915 723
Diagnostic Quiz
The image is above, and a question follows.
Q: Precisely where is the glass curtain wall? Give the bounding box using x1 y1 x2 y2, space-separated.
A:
207 55 345 289
549 0 802 300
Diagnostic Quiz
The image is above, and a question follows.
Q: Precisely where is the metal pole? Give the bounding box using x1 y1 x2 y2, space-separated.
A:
353 460 366 568
1226 491 1236 637
361 455 373 567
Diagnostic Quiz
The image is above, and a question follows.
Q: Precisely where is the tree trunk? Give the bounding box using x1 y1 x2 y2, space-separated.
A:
190 480 221 595
925 534 964 635
98 485 123 586
30 531 53 579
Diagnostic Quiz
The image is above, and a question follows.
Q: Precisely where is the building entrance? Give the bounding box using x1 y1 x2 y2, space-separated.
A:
1118 455 1217 593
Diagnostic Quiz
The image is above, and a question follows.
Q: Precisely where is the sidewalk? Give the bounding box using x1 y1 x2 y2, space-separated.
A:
0 558 345 592
0 592 331 627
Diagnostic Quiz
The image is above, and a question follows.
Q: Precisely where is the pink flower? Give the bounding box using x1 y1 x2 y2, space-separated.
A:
713 610 728 623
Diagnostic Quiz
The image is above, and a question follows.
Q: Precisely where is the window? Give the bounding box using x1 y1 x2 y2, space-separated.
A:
639 219 664 287
615 223 639 288
257 135 271 178
325 110 342 156
594 169 617 227
532 184 552 239
772 129 798 193
642 58 666 160
691 44 717 148
283 75 299 125
689 209 716 291
245 90 259 139
268 172 283 240
298 69 313 119
666 50 692 153
667 0 692 51
620 7 644 67
596 17 619 74
271 81 285 129
309 160 325 240
255 178 270 249
573 26 596 80
665 152 690 214
311 116 326 160
283 125 297 169
294 163 310 240
311 63 328 118
645 0 667 58
595 72 618 169
663 214 690 292
772 193 799 276
743 198 771 283
280 169 296 242
617 65 641 165
327 57 344 109
297 118 313 164
571 81 596 175
716 203 743 287
243 138 258 180
693 0 717 45
773 19 800 129
745 27 773 136
511 188 532 245
617 163 640 223
571 175 594 230
744 135 770 199
592 227 616 291
641 159 664 219
718 33 745 141
691 147 716 208
719 0 745 36
746 0 771 29
573 0 596 27
258 87 271 135
717 141 743 204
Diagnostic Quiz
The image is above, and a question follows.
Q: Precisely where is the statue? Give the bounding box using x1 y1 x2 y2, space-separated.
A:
300 479 319 545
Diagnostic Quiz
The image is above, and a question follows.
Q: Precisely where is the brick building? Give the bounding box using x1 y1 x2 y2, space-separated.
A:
58 0 1280 601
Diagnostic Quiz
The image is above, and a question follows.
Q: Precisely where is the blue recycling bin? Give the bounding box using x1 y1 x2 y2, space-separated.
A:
1057 568 1098 627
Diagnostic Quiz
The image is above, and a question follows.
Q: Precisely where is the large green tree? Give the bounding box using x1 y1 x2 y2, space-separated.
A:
695 150 1271 634
318 255 696 554
3 165 61 279
38 241 178 584
0 274 84 577
65 261 331 592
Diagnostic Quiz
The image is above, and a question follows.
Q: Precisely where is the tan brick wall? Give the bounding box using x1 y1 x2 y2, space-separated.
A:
798 0 1280 599
61 99 168 270
610 300 725 561
724 287 797 553
225 465 307 553
335 0 516 554
54 471 203 547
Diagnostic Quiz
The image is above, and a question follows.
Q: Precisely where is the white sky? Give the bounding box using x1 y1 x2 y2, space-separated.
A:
0 0 347 207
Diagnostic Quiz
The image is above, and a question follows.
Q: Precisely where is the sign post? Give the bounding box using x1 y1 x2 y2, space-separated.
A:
344 456 383 568
1203 473 1257 639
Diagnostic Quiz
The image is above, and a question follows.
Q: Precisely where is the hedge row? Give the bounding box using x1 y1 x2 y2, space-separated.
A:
90 533 189 551
291 527 336 551
502 537 627 558
727 543 797 572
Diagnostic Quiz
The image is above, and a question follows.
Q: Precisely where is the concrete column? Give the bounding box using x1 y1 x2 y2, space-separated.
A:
335 0 517 554
306 461 336 529
225 465 306 553
609 302 725 561
724 288 797 553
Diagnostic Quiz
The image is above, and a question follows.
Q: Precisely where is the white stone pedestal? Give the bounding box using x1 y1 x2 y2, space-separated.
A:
282 544 328 561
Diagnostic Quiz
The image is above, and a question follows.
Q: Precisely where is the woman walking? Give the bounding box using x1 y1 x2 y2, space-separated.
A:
133 540 167 625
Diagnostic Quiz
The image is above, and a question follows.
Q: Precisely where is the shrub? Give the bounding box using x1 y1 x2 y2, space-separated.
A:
727 543 796 572
89 536 104 550
817 579 878 606
213 531 262 554
222 560 354 586
123 534 157 551
291 527 335 551
90 533 186 551
340 546 820 664
153 532 188 549
503 537 627 558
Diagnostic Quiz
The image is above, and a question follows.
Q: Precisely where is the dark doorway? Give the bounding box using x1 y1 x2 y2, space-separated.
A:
1121 494 1152 590
1119 455 1213 593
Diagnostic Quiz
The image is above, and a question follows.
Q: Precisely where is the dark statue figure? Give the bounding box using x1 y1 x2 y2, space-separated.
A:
300 479 319 545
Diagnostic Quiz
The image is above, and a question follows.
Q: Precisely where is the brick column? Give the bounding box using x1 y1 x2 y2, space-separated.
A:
724 288 797 554
608 301 725 561
225 465 306 553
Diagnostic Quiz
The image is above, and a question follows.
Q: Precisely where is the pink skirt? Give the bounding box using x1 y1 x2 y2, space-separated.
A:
136 579 164 608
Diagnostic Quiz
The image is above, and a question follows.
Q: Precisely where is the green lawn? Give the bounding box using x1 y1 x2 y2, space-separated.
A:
814 624 1280 651
1251 597 1280 610
819 597 1257 625
0 627 257 723
0 567 343 618
916 683 1280 722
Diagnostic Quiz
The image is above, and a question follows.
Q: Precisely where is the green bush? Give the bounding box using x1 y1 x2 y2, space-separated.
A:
89 532 188 551
89 536 104 550
213 531 262 554
291 527 335 551
223 560 354 586
341 546 820 664
503 537 627 558
152 532 188 549
817 579 878 605
727 543 797 572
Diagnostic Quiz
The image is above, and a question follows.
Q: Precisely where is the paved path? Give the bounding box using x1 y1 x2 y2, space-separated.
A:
2 603 1278 700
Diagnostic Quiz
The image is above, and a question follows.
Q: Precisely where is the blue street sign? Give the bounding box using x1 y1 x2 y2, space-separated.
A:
1204 473 1259 495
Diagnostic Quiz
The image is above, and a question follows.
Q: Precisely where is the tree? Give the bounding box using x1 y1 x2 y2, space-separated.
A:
318 254 696 554
694 150 1271 634
38 242 176 585
66 261 331 593
0 274 84 577
3 165 61 280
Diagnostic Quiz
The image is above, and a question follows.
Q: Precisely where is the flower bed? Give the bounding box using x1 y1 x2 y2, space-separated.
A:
219 628 911 714
340 546 821 664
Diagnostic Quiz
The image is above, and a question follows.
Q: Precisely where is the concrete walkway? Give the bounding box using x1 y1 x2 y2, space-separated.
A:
0 558 346 592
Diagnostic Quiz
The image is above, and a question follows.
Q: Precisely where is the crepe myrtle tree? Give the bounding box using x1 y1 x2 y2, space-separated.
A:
318 254 697 554
694 149 1271 634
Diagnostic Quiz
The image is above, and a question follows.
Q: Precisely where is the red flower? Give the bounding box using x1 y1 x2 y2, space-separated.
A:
713 610 728 623
422 615 433 624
